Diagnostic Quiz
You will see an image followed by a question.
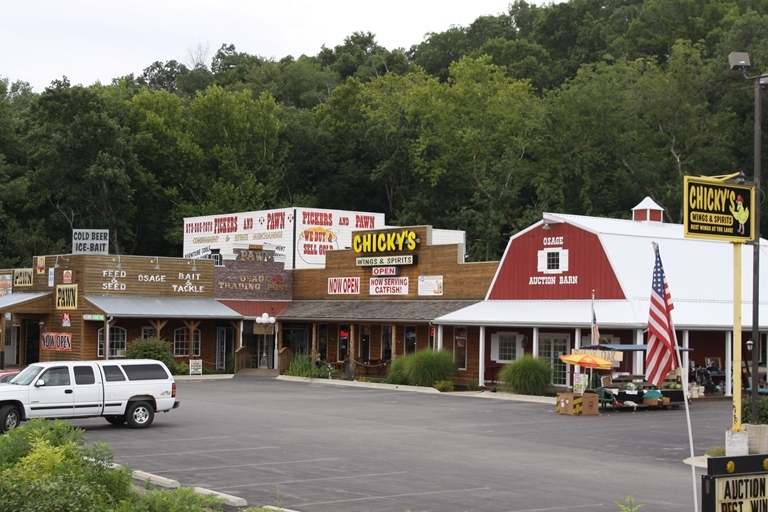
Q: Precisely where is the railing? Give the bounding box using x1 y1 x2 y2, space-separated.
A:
234 346 254 374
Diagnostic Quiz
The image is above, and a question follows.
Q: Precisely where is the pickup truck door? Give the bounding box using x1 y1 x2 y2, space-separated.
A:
71 364 104 417
27 366 75 418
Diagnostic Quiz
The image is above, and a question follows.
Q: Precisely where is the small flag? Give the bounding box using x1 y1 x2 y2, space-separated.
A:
645 243 677 387
592 310 600 344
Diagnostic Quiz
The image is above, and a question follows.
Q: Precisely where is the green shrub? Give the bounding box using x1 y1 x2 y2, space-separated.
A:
174 362 190 375
434 380 455 392
404 349 456 387
385 356 409 384
465 380 480 391
115 487 224 512
742 395 768 424
498 355 553 396
0 420 135 511
385 350 456 387
126 337 175 370
285 355 328 378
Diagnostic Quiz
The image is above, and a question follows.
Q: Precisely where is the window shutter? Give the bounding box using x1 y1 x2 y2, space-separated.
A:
537 250 547 272
560 249 569 271
491 333 499 360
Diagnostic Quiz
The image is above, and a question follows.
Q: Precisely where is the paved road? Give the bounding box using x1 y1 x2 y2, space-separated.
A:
73 376 733 511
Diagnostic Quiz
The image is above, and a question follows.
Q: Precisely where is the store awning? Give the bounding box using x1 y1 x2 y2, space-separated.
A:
84 296 243 319
0 292 51 309
279 300 480 323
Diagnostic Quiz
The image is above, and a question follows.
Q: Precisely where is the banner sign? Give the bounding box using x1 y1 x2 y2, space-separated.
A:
41 332 72 351
683 176 755 242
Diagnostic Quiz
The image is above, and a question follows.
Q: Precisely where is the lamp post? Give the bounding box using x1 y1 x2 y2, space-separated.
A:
729 51 765 425
255 312 275 369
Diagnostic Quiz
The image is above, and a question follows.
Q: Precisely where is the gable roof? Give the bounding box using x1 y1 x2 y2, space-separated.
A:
438 207 768 330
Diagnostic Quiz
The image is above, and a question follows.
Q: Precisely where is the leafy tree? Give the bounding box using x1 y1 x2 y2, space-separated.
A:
22 79 141 254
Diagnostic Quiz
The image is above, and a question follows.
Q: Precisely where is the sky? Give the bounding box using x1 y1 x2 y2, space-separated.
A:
3 0 517 93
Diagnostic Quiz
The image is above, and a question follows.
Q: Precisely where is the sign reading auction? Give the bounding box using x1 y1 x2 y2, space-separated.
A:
684 176 755 242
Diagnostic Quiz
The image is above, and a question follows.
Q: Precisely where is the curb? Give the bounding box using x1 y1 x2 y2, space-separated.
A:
277 374 440 393
114 463 249 509
175 374 235 382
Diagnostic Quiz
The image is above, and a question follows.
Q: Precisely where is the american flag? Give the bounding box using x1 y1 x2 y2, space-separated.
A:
645 243 677 386
591 310 600 343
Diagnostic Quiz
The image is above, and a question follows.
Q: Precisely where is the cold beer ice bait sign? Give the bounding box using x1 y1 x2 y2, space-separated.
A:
72 229 109 255
684 176 755 242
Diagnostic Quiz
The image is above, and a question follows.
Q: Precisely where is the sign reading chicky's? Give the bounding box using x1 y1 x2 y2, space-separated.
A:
683 176 755 242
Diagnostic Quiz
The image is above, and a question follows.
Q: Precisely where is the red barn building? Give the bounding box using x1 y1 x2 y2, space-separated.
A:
435 198 768 395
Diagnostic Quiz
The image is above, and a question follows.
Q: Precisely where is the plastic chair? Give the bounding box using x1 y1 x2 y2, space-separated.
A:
594 387 617 411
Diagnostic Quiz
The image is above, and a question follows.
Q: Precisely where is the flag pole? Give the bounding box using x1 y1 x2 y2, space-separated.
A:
652 242 699 512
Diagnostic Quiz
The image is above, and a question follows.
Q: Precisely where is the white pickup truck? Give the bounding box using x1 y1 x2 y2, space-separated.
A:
0 359 180 432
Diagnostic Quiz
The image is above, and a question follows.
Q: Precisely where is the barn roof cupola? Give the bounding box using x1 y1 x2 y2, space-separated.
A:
631 197 664 223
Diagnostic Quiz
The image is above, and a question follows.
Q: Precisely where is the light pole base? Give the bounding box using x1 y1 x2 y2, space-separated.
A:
726 429 750 456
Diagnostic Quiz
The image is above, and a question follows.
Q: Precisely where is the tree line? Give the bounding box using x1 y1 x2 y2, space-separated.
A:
1 0 767 267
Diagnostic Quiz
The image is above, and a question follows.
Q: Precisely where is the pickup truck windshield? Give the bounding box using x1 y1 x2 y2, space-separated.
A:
11 365 44 385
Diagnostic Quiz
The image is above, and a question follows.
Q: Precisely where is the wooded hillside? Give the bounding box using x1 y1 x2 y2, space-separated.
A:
1 0 766 266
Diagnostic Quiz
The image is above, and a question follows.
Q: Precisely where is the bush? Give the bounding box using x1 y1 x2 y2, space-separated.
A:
385 350 456 387
465 380 480 391
126 337 175 370
742 395 768 424
405 350 456 387
434 380 455 392
285 355 328 378
498 355 553 396
0 419 227 512
0 419 135 511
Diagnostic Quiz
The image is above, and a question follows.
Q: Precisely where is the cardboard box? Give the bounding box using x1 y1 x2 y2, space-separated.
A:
643 398 661 406
601 376 612 387
556 393 599 415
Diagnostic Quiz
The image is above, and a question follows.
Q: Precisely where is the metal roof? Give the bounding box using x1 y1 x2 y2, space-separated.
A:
440 207 768 330
84 296 243 319
0 292 51 309
279 300 480 322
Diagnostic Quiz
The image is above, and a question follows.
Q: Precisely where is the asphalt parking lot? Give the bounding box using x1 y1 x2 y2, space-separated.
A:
73 376 733 512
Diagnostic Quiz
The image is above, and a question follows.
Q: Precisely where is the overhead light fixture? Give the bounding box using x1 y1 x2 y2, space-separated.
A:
543 223 551 230
53 254 70 269
114 255 122 269
189 259 197 272
152 258 161 271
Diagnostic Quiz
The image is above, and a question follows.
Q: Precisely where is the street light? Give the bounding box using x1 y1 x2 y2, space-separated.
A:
730 51 766 425
255 312 275 368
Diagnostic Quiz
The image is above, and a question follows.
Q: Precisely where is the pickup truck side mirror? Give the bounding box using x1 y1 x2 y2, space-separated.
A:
35 379 46 387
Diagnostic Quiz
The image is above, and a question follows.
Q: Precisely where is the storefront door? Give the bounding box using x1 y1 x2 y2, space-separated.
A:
216 327 235 371
257 330 274 368
538 334 569 387
23 320 40 365
5 325 19 365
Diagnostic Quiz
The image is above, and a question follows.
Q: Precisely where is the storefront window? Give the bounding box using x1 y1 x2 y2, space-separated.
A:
142 326 157 339
381 325 392 360
174 328 201 357
98 327 127 358
405 325 416 354
454 326 467 370
338 324 349 361
538 335 569 386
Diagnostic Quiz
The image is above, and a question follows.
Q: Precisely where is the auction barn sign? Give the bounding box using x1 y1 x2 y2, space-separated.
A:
683 176 755 242
702 455 768 511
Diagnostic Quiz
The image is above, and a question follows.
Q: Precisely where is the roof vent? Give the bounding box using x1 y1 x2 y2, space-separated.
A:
631 197 664 223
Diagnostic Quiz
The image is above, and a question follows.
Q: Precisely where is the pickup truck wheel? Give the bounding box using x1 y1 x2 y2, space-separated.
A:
126 401 154 429
0 405 21 433
105 415 126 426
